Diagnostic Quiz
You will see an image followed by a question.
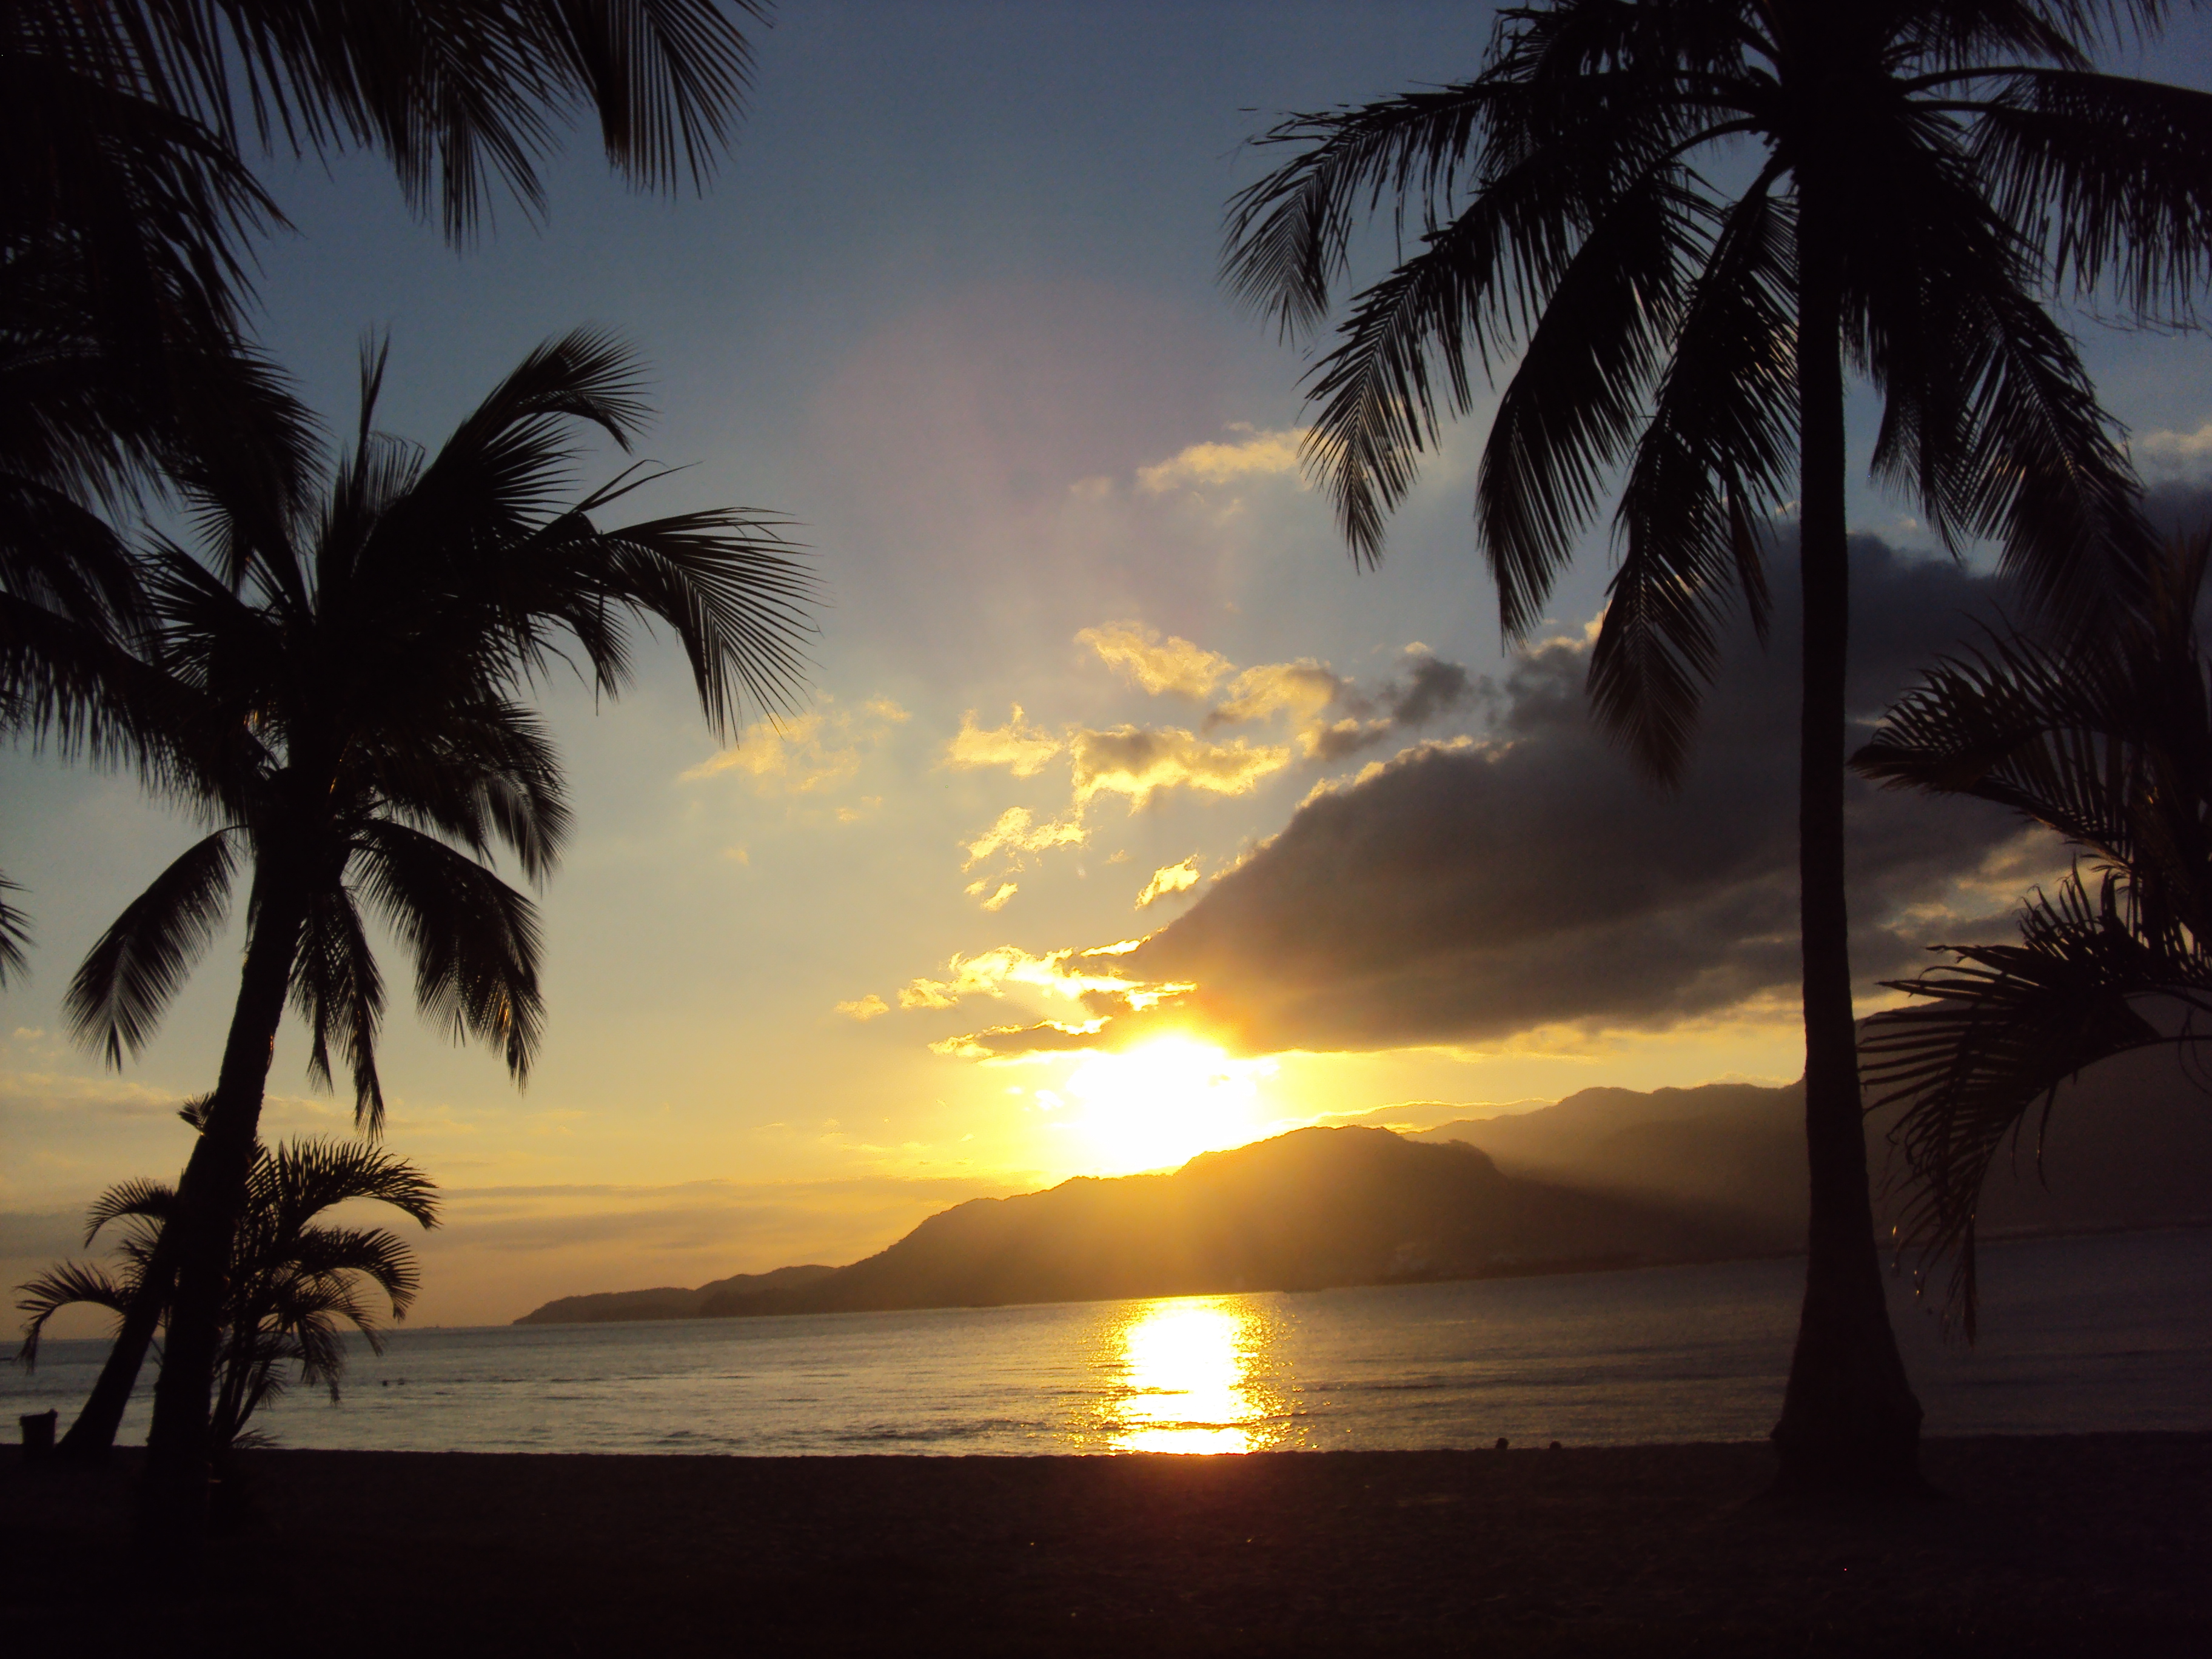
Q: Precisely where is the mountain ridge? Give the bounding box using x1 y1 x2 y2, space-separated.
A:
514 1124 1778 1326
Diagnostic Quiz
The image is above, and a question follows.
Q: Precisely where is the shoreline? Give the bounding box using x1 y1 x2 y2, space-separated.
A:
8 1434 2206 1654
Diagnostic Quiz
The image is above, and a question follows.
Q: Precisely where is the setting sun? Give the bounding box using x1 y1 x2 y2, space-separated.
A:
1057 1036 1277 1175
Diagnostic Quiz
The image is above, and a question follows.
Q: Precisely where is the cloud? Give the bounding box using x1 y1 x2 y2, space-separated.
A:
962 806 1088 870
944 706 1062 776
1075 620 1232 698
964 880 1019 911
1208 660 1341 726
2134 420 2212 481
1136 424 1306 494
926 538 2060 1063
680 694 909 794
1136 856 1200 910
834 995 889 1021
1204 646 1477 765
1387 651 1476 727
1070 726 1292 806
1093 537 2048 1056
897 943 1177 1014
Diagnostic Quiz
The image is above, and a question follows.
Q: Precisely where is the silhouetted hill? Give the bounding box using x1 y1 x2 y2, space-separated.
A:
1409 1051 2212 1244
514 1264 837 1326
512 1127 1769 1326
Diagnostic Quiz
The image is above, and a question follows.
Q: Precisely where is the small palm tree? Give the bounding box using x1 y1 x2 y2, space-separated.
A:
1221 0 2212 1490
1855 528 2212 1334
62 327 811 1526
18 1131 438 1453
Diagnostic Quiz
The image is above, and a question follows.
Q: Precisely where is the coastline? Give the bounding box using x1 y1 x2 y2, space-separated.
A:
8 1435 2205 1654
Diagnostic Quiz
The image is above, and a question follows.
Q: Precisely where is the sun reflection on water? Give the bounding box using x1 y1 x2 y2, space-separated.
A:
1101 1296 1289 1454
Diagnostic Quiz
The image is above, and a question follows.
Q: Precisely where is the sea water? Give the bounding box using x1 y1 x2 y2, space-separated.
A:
5 1228 2206 1456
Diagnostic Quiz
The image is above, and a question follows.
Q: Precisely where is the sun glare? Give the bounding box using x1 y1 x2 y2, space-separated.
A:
1102 1297 1288 1453
1060 1036 1275 1174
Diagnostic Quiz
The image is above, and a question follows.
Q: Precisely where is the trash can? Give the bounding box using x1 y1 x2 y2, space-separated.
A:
19 1409 58 1458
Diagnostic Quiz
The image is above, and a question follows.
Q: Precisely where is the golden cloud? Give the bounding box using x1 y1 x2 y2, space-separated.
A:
834 995 890 1022
1135 856 1200 910
1074 620 1232 699
1070 726 1292 806
1208 660 1341 726
680 694 910 794
943 705 1062 776
964 879 1019 912
1135 424 1307 494
896 944 1178 1014
962 806 1088 870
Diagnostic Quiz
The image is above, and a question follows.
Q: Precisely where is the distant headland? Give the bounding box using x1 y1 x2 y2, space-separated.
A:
516 1067 2212 1327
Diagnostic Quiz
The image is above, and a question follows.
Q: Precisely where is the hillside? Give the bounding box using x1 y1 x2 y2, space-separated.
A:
512 1126 1767 1326
1409 1048 2212 1243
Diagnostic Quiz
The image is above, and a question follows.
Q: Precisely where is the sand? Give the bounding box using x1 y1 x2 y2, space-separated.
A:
4 1435 2206 1655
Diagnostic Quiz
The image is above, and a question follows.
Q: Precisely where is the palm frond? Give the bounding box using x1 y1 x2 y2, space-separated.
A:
64 828 241 1067
1475 166 1706 639
83 1175 178 1247
353 822 543 1094
1976 68 2212 320
1862 871 2200 1333
289 881 386 1128
1590 175 1797 780
15 1259 136 1367
0 874 28 985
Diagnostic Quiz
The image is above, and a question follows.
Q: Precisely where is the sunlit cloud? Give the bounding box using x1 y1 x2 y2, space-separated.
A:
1208 660 1341 726
965 879 1019 911
1070 726 1291 806
944 705 1062 776
834 995 890 1022
962 805 1088 870
680 694 910 794
1136 424 1307 495
897 943 1173 1014
1075 620 1232 699
1136 855 1200 909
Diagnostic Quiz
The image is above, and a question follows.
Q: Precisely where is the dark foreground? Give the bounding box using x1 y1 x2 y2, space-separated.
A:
4 1435 2205 1655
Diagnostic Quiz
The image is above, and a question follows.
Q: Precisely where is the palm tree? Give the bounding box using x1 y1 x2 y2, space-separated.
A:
18 1130 438 1454
1855 527 2212 1335
61 326 811 1537
1 2 769 971
1221 1 2212 1489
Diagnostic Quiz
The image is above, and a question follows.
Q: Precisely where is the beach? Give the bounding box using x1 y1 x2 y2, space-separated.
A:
5 1434 2205 1655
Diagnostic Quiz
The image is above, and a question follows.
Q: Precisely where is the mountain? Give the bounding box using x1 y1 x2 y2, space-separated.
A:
512 1126 1772 1326
514 1264 838 1326
1409 1047 2212 1244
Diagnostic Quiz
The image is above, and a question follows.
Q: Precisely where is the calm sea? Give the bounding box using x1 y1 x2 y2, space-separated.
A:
7 1230 2207 1456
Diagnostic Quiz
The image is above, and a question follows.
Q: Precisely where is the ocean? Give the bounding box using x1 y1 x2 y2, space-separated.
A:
6 1228 2207 1456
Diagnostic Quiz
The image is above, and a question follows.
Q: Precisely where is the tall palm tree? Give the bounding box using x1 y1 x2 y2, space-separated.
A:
1855 528 2212 1334
1 2 770 975
18 1130 439 1453
1221 1 2212 1489
62 327 811 1535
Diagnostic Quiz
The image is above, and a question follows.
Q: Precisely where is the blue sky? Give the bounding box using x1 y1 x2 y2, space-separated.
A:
10 2 2212 1325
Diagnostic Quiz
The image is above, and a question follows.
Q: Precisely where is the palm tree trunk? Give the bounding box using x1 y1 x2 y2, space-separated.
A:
58 1223 178 1461
1770 182 1924 1492
136 857 307 1563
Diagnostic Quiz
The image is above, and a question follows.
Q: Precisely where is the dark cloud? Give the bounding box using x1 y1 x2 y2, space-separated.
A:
1387 653 1476 727
1088 535 2051 1056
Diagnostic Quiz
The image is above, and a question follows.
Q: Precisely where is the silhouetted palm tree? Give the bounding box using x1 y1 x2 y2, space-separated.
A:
18 1130 438 1453
2 2 769 971
62 327 811 1537
1222 1 2212 1489
1856 528 2212 1333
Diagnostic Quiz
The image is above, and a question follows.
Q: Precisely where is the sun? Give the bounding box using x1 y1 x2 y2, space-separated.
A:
1059 1035 1276 1175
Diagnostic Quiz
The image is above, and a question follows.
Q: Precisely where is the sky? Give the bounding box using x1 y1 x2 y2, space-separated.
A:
10 1 2212 1327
